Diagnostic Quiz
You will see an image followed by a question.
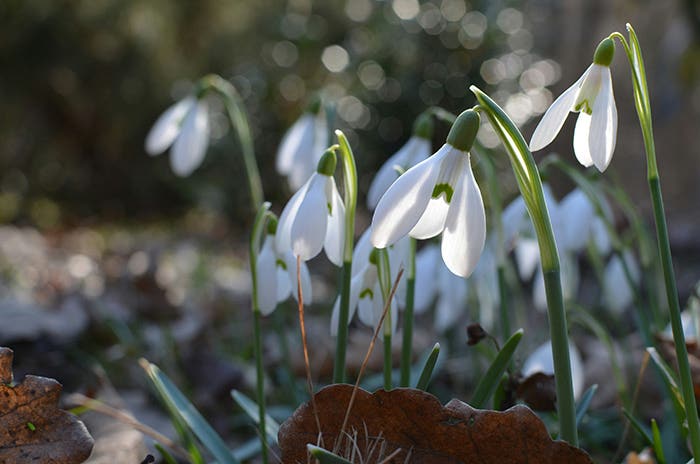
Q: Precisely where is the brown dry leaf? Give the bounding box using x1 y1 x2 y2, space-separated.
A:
279 384 593 463
0 347 94 463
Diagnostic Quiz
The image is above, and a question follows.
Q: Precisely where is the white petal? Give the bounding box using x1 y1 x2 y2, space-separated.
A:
529 70 587 151
588 68 617 172
284 251 313 305
523 341 584 399
171 100 209 176
514 238 540 280
356 267 378 327
573 111 594 167
414 244 440 313
533 267 547 312
276 180 311 253
276 115 314 175
441 157 486 278
323 178 346 267
409 197 450 240
276 260 291 302
559 189 594 252
502 195 529 247
371 146 449 248
603 251 639 314
352 228 373 275
145 97 194 156
330 271 362 336
435 265 467 332
367 137 431 210
256 237 278 315
591 217 612 255
291 174 329 261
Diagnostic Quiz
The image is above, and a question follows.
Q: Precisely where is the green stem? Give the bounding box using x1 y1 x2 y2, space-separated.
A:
333 131 358 384
400 238 417 387
613 24 700 458
377 248 393 390
497 266 510 342
207 75 264 211
471 86 578 446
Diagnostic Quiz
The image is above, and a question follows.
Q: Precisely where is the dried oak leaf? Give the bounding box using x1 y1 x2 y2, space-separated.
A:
279 384 592 463
0 347 94 463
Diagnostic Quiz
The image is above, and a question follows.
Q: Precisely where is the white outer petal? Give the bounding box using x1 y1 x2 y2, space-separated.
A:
529 69 588 151
276 179 311 253
559 189 594 252
284 251 313 305
330 270 362 336
291 174 329 260
367 137 431 210
591 217 612 255
441 157 486 278
352 228 373 276
573 111 594 167
145 97 194 156
256 237 278 315
589 67 617 172
323 177 345 267
276 114 314 175
435 264 468 332
171 100 209 177
414 244 440 313
514 238 540 281
371 146 449 248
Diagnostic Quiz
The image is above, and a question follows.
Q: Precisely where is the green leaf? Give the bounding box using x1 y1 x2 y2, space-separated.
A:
623 409 653 446
471 329 524 408
140 360 240 464
306 445 354 464
231 389 280 445
647 348 686 418
575 384 598 427
415 343 440 390
651 418 667 464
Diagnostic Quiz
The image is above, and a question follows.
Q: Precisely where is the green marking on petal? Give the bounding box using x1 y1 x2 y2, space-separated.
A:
276 259 287 270
360 288 374 299
327 202 332 215
432 183 454 202
574 101 592 115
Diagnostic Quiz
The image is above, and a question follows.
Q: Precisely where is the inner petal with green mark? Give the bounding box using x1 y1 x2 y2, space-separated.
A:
359 288 374 299
432 183 454 203
276 259 287 270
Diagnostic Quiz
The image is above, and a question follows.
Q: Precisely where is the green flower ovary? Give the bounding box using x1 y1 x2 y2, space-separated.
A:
276 258 287 270
432 183 454 202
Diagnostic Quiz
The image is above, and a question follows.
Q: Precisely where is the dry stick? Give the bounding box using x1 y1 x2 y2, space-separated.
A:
377 448 403 464
65 393 191 461
612 350 651 462
296 256 322 439
333 268 405 455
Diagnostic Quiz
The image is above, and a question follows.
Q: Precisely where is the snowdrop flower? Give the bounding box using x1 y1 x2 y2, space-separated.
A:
371 110 486 278
276 149 344 265
530 38 617 172
367 114 433 210
256 219 312 315
276 100 329 190
145 96 210 177
603 251 640 314
523 340 585 399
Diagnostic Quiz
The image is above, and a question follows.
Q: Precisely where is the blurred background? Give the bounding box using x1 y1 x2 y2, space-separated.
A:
1 0 699 459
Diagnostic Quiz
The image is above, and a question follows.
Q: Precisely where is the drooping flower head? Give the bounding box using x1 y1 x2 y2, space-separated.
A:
367 113 433 210
276 98 329 190
276 148 345 265
145 91 210 177
530 38 617 172
256 217 313 315
371 109 486 278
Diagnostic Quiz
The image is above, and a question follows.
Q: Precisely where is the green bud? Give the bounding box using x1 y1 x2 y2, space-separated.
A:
593 38 615 67
306 96 322 115
266 216 278 235
412 113 434 140
316 148 337 176
369 248 379 266
446 109 480 151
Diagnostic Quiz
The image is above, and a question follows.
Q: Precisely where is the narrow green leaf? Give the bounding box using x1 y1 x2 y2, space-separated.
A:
623 409 653 445
647 348 686 414
575 384 598 427
651 418 667 464
154 444 178 464
141 360 240 464
307 445 354 464
231 389 280 445
471 329 524 408
415 343 440 390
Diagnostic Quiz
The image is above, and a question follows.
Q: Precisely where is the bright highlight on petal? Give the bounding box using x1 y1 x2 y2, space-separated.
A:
171 100 210 176
145 97 195 156
291 174 329 260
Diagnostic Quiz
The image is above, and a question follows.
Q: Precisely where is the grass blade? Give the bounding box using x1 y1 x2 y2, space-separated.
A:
307 444 354 464
231 389 280 445
415 343 440 391
470 329 524 408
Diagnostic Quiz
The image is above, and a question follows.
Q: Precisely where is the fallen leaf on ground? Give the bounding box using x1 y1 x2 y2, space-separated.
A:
0 347 94 463
278 384 593 463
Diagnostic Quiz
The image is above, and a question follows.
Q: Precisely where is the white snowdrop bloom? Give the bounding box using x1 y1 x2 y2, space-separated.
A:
276 101 329 190
523 340 585 399
558 189 595 253
665 311 700 343
276 150 345 266
145 96 210 177
471 242 500 331
371 110 486 278
256 226 312 315
530 38 617 172
603 251 640 314
367 114 433 210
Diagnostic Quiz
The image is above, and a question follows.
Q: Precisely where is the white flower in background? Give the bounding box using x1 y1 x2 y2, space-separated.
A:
256 224 312 315
276 100 329 190
276 149 344 265
145 96 210 177
523 340 585 399
530 38 617 172
471 243 500 331
367 114 433 210
371 110 486 278
603 251 640 314
330 229 404 335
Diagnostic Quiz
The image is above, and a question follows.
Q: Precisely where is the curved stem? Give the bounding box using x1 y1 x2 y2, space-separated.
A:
333 131 358 383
